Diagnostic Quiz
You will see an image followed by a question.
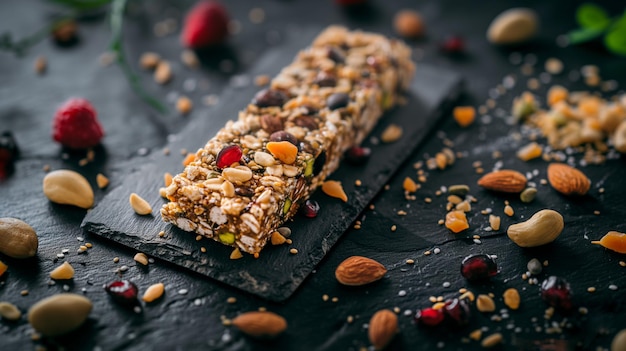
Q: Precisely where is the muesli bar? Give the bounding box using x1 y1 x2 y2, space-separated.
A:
161 26 415 255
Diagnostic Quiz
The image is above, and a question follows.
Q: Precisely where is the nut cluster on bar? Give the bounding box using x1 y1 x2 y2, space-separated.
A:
161 26 416 255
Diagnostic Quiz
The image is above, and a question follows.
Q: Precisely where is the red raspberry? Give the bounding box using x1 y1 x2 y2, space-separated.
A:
52 98 104 149
181 1 229 49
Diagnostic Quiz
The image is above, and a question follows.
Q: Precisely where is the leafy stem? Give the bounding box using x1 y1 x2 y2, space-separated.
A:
109 0 167 113
566 3 626 56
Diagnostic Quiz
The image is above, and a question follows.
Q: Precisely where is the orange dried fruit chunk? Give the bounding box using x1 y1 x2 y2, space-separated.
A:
266 141 298 165
270 231 286 245
516 142 542 161
0 260 7 277
578 96 602 116
453 106 476 127
445 210 469 233
403 177 418 193
322 180 348 202
182 153 196 166
547 85 568 107
592 231 626 254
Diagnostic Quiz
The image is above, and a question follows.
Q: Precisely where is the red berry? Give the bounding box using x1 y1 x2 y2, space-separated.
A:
181 1 229 48
0 131 19 179
105 280 139 306
301 199 320 218
52 98 104 149
443 298 471 326
441 36 465 53
460 254 498 281
541 276 573 312
216 145 242 169
345 146 371 165
414 307 445 327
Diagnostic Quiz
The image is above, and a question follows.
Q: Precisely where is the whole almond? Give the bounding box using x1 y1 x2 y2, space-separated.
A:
547 163 590 196
477 169 527 193
43 170 94 209
231 311 287 338
368 309 398 350
335 256 387 286
0 218 38 258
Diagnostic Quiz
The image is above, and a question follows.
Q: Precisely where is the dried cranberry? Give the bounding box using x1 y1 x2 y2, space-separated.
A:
313 72 337 87
269 131 298 147
293 116 319 130
301 199 320 218
326 47 345 63
252 89 288 108
216 145 242 169
313 151 326 176
345 146 371 165
326 93 350 110
0 131 19 179
414 307 445 327
105 280 139 306
541 276 573 312
441 36 465 53
460 254 498 281
443 298 470 326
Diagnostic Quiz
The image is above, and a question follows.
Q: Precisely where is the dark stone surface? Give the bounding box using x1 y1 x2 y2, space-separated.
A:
1 0 626 350
82 41 462 301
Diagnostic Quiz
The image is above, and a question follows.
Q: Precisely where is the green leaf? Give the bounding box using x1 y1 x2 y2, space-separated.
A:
576 3 611 30
567 27 605 44
605 26 626 56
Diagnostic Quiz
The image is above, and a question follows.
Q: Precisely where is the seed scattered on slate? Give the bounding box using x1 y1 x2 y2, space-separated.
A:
527 258 542 275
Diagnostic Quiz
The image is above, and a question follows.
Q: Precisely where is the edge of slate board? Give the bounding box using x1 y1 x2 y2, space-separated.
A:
82 28 463 301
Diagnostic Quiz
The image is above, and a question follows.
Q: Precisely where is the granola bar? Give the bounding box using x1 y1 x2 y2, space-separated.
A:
161 26 415 255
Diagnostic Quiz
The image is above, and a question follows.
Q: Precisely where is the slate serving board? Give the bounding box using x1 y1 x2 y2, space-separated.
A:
82 31 463 301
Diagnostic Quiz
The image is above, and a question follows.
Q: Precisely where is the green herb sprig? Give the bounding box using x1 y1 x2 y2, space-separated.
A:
567 3 626 56
0 0 167 113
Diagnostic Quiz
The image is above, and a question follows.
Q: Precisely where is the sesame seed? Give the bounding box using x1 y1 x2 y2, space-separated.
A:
322 294 329 302
289 248 298 254
346 315 354 323
433 248 441 254
391 225 397 232
398 290 407 297
609 284 618 291
443 282 451 288
227 297 237 304
587 287 596 293
178 289 188 295
406 259 415 265
113 257 120 263
331 297 339 303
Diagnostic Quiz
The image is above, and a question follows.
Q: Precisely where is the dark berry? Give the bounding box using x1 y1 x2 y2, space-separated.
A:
293 116 319 130
541 276 573 312
313 72 337 87
326 47 345 63
105 280 139 306
345 146 371 165
414 307 445 327
0 131 19 179
52 98 104 149
51 20 79 46
269 131 298 147
235 187 254 197
313 151 326 176
252 89 288 108
460 254 498 281
301 199 320 218
300 105 319 116
441 35 465 53
216 145 242 169
443 298 471 326
326 93 350 110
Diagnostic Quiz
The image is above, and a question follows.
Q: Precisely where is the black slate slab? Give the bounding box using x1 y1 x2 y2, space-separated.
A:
82 31 463 301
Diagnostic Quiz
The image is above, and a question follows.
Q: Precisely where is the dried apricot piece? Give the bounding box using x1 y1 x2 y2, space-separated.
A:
445 210 469 233
547 85 568 107
592 231 626 254
0 260 7 277
403 177 418 192
453 106 476 127
266 141 298 165
516 142 542 161
182 153 196 166
322 180 348 202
